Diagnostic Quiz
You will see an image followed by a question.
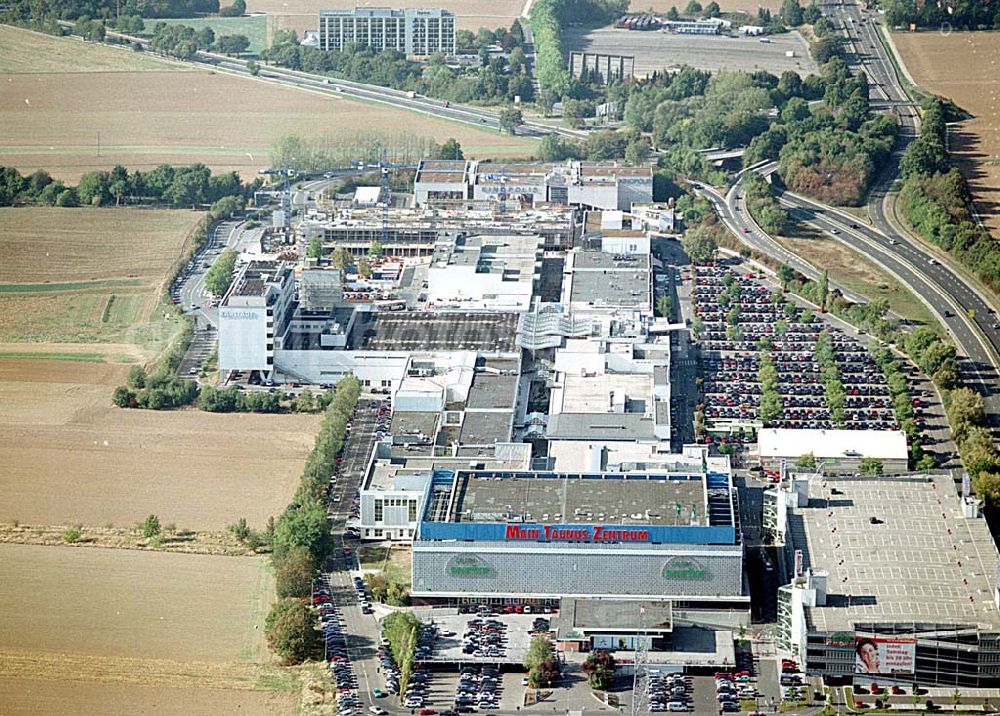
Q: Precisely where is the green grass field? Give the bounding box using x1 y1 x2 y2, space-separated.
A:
150 16 269 53
0 25 186 73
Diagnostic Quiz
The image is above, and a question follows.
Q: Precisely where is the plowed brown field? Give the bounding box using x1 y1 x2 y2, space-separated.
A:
0 544 296 715
894 31 1000 236
0 358 318 530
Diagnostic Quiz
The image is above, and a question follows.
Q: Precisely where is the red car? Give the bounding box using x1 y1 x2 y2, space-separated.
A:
343 547 353 555
419 710 436 715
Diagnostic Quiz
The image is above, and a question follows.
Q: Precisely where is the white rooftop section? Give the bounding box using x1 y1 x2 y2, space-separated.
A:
758 428 908 462
549 441 731 474
792 473 1000 631
353 186 381 206
394 351 477 412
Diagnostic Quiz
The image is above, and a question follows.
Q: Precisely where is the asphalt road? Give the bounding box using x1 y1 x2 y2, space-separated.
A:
178 219 244 329
830 1 1000 420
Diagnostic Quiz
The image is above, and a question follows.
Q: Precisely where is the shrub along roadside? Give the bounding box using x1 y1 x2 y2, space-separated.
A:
264 374 361 665
897 97 1000 297
382 611 421 698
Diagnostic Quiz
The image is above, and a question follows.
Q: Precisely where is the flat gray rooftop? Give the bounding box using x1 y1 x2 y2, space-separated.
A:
559 598 673 635
467 370 518 410
573 252 650 271
570 267 650 308
546 412 657 440
348 312 519 352
451 473 705 526
791 473 1000 631
459 411 512 445
390 411 439 441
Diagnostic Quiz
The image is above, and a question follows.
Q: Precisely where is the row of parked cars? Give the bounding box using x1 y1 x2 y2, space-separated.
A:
454 665 502 711
646 671 690 711
715 671 757 712
694 264 900 431
462 618 508 659
314 576 361 716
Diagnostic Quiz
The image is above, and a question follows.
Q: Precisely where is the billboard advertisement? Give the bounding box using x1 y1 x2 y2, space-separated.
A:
855 636 916 675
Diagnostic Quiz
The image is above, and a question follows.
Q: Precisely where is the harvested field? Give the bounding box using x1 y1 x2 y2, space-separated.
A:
0 29 535 181
0 544 273 661
0 544 297 715
0 358 318 530
0 207 199 348
248 0 525 38
0 24 186 74
0 677 296 716
0 207 197 284
565 27 816 78
893 31 1000 237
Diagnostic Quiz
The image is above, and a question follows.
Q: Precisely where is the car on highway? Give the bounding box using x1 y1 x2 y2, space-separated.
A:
830 228 840 234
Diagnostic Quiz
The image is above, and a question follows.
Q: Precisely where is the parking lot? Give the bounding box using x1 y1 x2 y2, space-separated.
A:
694 262 900 434
414 611 546 666
330 398 390 521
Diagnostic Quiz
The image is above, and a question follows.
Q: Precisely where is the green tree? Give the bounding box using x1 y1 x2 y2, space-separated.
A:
681 223 719 264
216 34 250 55
704 1 721 17
796 452 817 469
778 264 796 291
803 0 822 24
817 268 829 311
272 499 333 567
265 597 320 664
275 545 316 598
684 0 702 14
781 0 804 25
655 295 673 319
358 255 372 278
295 388 316 412
582 649 616 690
142 513 161 538
332 247 351 270
538 134 580 161
307 237 323 260
859 457 884 476
435 138 464 160
77 171 109 206
499 106 523 134
247 59 259 76
625 135 652 166
524 635 556 687
204 249 238 296
537 88 558 117
368 241 383 259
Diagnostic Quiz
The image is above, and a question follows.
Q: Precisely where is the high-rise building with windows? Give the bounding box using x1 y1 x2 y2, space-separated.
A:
317 7 456 56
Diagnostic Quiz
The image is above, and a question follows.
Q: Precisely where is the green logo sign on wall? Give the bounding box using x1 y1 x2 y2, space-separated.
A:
662 556 708 580
447 555 491 578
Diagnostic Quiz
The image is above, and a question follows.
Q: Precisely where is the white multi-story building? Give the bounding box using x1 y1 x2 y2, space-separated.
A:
218 261 296 382
317 7 456 56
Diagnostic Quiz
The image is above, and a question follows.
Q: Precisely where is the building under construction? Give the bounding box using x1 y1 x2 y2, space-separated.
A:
299 203 577 256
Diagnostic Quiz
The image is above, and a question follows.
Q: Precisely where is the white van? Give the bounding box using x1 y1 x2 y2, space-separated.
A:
667 703 687 712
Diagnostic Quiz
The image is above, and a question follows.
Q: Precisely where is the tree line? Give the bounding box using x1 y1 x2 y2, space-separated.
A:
618 54 895 204
2 0 220 34
264 376 362 664
261 22 533 106
883 0 1000 30
0 162 260 210
529 0 629 98
897 97 1000 295
147 21 250 57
